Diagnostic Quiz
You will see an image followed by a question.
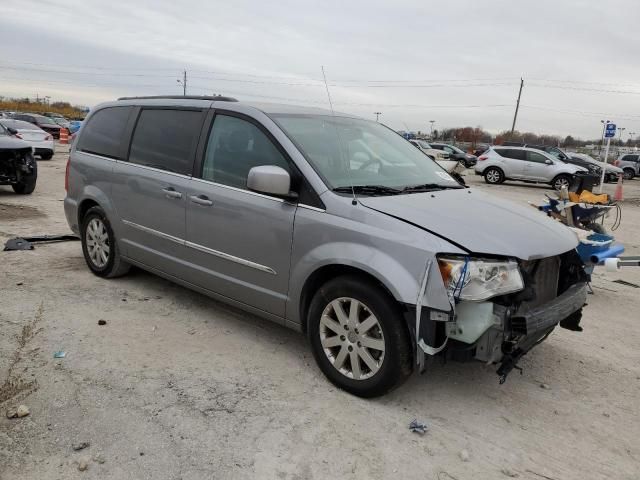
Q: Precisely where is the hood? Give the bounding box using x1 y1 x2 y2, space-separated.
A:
0 136 32 150
359 189 578 260
605 164 623 173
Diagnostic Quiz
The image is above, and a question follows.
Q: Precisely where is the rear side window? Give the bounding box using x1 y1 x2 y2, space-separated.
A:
495 148 526 160
77 107 132 159
622 154 638 161
128 109 203 175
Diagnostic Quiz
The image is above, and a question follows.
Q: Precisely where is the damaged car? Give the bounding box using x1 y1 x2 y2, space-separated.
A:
64 97 587 397
0 122 37 194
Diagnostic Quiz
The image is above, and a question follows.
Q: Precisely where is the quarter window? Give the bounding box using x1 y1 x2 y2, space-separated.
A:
77 106 132 159
201 114 291 189
129 109 203 175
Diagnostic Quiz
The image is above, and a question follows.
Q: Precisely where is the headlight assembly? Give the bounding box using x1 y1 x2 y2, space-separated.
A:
438 256 524 302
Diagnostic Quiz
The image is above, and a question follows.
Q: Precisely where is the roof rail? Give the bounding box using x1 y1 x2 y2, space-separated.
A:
117 95 238 102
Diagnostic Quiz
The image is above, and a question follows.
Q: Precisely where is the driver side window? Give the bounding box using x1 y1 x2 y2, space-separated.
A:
201 114 291 190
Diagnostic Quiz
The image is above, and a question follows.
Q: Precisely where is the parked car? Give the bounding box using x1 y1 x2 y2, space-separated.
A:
65 96 587 397
11 113 62 139
68 120 83 134
475 146 588 190
614 153 640 179
429 143 477 167
0 123 37 194
408 139 450 160
570 153 623 182
0 119 55 160
52 117 71 129
473 144 490 157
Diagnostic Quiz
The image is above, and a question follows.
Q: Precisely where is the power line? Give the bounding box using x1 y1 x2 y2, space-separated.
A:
528 83 640 95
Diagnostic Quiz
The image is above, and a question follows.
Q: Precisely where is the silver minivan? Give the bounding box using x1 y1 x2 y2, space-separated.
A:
65 96 588 397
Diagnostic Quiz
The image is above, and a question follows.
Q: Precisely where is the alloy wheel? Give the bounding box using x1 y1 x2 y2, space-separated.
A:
554 177 570 190
319 297 386 380
486 169 500 183
85 218 110 268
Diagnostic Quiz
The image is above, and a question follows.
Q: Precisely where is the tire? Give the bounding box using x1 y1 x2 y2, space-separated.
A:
307 275 412 398
623 168 635 180
11 153 37 194
81 206 130 278
40 152 53 160
483 167 504 184
552 174 572 191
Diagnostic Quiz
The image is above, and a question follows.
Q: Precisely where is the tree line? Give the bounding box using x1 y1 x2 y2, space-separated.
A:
0 96 88 119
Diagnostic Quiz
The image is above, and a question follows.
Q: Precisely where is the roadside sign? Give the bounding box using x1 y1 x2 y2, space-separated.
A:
605 123 616 138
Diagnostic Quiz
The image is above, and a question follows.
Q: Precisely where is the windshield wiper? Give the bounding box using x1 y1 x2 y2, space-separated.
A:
332 185 403 196
402 183 464 193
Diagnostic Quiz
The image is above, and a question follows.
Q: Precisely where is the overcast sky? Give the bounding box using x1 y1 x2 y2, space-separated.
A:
2 0 640 139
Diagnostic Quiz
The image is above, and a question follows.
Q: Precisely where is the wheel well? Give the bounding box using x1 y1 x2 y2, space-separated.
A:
77 199 99 227
298 264 402 333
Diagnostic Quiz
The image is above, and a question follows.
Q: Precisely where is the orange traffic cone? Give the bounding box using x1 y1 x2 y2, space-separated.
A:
59 128 69 145
614 173 624 201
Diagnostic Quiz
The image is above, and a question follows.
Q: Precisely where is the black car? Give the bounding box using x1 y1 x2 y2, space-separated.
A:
0 123 37 194
429 143 477 167
566 155 602 176
11 113 62 139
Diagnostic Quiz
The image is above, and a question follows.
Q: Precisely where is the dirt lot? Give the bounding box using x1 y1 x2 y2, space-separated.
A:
1 147 639 480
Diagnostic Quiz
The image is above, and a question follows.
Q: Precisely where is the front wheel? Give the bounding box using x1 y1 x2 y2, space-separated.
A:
552 174 572 191
307 275 412 398
623 168 635 180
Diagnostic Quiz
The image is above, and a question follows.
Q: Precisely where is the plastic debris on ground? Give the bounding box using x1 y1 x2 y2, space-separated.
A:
409 419 428 435
3 234 79 251
53 351 67 358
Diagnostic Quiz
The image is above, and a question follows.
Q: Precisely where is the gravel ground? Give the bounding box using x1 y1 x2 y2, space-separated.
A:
1 147 639 480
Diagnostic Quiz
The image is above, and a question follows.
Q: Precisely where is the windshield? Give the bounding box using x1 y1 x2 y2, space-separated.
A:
272 114 457 190
415 140 432 149
36 116 57 125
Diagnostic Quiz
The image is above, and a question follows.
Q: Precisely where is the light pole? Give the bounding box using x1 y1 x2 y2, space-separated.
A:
374 112 382 122
429 120 435 140
629 131 636 149
599 120 610 158
176 70 187 96
618 127 626 150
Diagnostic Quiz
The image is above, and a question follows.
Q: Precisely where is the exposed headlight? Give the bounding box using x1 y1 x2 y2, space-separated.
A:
437 256 524 301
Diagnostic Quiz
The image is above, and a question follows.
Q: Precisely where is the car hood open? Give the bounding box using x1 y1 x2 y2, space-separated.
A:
359 189 578 260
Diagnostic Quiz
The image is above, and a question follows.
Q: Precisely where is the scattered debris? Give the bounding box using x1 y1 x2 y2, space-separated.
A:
15 282 23 286
6 405 30 419
459 449 470 462
77 457 89 472
73 442 90 451
501 467 519 477
93 453 105 464
603 412 610 418
98 320 107 326
408 419 428 435
540 383 550 390
53 351 66 359
525 469 558 480
3 234 79 251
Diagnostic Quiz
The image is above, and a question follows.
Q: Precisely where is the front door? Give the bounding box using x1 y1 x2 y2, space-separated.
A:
523 150 553 181
183 112 297 317
111 107 206 276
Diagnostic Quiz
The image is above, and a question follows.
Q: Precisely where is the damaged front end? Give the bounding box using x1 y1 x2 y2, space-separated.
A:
0 146 36 187
414 249 588 383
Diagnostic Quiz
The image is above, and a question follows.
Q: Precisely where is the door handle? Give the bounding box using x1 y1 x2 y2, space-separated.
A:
190 194 213 206
162 187 183 199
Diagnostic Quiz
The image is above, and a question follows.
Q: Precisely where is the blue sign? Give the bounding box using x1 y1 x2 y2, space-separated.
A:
605 123 616 138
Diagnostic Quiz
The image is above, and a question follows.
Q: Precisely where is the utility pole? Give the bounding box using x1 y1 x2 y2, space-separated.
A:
374 111 382 122
510 78 524 135
177 70 187 96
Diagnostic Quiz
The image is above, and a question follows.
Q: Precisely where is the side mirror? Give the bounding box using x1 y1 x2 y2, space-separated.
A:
247 165 293 197
7 127 18 135
545 159 553 165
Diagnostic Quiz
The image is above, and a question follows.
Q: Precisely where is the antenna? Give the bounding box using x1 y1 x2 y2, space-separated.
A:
320 66 357 206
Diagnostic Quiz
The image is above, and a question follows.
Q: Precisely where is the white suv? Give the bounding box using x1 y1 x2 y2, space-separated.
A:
475 146 588 190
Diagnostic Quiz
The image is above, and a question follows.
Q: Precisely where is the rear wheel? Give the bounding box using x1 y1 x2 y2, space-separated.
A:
11 153 37 195
552 174 572 191
81 206 130 278
484 167 504 184
307 275 412 398
40 152 53 160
